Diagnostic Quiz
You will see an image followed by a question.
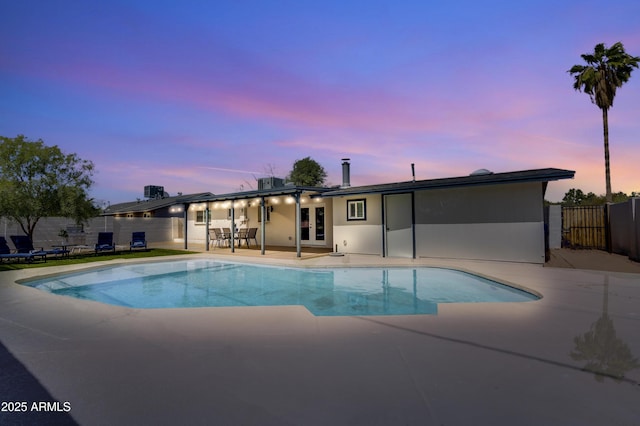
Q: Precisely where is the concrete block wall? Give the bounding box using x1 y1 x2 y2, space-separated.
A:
2 216 174 249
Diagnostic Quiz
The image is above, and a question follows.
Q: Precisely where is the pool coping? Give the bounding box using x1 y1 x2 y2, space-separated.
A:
12 253 545 301
14 255 543 313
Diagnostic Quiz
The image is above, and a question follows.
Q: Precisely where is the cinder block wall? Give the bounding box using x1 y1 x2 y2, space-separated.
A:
1 216 175 249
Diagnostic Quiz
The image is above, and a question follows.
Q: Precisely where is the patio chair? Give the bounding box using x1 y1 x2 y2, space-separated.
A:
2 236 46 262
210 228 226 248
10 235 61 259
246 227 258 247
130 232 147 251
222 228 234 245
95 232 116 255
222 228 232 237
235 228 249 247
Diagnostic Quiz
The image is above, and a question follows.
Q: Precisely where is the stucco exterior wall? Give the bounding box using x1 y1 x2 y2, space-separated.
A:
332 195 383 254
254 200 333 247
329 182 547 262
262 202 298 246
415 222 545 262
192 198 333 248
414 182 545 263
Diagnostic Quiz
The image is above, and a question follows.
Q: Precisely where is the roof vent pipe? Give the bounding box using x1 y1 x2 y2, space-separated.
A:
341 158 351 188
411 163 415 183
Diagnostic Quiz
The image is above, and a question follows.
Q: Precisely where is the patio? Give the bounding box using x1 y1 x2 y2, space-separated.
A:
0 250 639 425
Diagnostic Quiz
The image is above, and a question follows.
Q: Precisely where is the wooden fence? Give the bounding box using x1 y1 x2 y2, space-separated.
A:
562 206 607 250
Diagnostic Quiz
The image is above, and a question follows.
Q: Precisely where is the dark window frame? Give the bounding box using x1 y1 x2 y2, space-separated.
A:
347 199 367 221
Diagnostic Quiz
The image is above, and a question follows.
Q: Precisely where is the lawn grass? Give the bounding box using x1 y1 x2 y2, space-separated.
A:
0 249 199 271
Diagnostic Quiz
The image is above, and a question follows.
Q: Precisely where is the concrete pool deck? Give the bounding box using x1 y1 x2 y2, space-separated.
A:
1 251 639 425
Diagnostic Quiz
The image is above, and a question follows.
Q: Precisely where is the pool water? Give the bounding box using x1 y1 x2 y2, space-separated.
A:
23 260 538 316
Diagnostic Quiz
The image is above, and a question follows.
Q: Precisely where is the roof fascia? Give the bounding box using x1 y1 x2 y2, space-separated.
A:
195 186 330 203
322 169 575 198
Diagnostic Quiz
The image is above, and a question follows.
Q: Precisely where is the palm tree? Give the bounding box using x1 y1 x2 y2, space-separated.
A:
568 42 640 202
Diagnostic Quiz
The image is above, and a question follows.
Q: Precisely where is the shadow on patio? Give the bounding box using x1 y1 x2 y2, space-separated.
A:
0 340 78 425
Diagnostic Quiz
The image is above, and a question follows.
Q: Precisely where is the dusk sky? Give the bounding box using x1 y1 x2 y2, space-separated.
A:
1 1 639 204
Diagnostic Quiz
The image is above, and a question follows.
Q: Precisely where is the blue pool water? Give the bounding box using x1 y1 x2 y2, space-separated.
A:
22 260 538 316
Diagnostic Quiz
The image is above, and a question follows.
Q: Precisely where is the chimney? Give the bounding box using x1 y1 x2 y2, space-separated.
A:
341 158 351 188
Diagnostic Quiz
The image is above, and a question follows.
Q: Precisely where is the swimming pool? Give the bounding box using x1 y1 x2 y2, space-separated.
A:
22 260 538 316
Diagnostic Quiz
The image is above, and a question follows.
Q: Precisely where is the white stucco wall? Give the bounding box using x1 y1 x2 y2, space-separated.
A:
332 195 383 254
333 224 383 255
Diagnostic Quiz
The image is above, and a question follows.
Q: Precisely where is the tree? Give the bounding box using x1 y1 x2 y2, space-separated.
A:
561 188 631 206
562 188 589 206
0 135 99 240
568 42 640 202
287 157 327 187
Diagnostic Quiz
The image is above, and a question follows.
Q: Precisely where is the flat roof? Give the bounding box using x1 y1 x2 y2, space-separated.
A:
322 168 575 197
103 168 575 213
103 192 213 215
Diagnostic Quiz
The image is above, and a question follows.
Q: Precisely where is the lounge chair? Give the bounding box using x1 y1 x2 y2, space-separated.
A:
95 232 116 254
1 237 46 262
1 236 29 262
10 235 65 259
130 232 147 251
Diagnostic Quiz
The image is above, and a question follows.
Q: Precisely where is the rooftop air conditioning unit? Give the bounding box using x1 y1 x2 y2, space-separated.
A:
258 177 285 190
144 185 165 199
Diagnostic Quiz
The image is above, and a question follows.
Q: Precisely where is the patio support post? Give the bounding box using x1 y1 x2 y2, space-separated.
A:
205 207 210 251
183 203 189 250
230 203 235 253
411 192 416 259
295 193 301 258
260 197 266 255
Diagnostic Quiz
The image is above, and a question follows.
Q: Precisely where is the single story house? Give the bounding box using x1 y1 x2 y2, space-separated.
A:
103 162 574 264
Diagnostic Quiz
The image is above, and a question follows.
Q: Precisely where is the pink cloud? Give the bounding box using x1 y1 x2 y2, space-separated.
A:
5 6 639 205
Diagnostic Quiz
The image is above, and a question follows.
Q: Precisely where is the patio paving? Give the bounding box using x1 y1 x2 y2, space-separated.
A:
547 248 640 273
0 249 639 425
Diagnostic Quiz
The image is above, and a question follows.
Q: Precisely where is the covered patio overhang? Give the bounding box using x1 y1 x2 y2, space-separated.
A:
187 186 331 258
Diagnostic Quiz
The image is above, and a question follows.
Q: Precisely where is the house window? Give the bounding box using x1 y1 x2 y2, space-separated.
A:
195 210 206 224
347 199 366 221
